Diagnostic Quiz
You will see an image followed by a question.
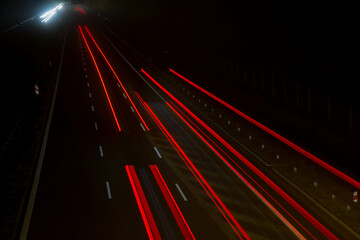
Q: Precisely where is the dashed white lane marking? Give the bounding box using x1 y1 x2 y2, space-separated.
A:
84 68 86 71
91 105 94 111
153 147 162 159
175 183 188 201
99 146 103 157
85 74 88 78
117 83 120 88
94 122 98 130
82 57 84 61
83 62 85 65
105 181 112 199
140 123 146 131
130 106 134 112
89 92 92 98
123 93 127 99
87 82 89 87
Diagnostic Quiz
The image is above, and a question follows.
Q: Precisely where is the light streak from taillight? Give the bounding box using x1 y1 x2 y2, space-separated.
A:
169 68 360 190
141 69 338 239
125 165 161 240
78 26 121 132
83 26 149 131
144 102 242 239
141 99 249 240
167 101 309 240
134 91 146 107
149 165 195 240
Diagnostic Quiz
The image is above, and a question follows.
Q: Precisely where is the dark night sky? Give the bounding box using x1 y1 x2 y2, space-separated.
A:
0 0 57 29
94 0 357 87
0 0 357 90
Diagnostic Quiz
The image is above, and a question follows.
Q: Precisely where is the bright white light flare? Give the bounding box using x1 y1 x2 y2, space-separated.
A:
40 3 63 23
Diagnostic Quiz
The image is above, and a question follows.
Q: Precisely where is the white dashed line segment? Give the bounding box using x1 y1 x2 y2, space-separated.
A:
106 181 112 199
153 147 162 159
99 146 103 157
175 183 188 201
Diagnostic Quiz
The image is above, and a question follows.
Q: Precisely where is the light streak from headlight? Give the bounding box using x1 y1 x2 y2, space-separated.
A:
39 3 63 23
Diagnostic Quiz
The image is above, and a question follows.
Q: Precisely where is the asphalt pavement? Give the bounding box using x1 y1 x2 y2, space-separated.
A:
19 9 354 240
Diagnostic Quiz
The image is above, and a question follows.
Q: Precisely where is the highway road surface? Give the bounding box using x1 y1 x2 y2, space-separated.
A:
14 5 358 240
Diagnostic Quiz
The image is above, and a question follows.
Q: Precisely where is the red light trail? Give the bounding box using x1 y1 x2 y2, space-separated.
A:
142 68 338 239
149 165 195 240
78 26 121 132
169 68 360 190
126 165 161 240
84 26 149 131
168 101 310 240
138 94 250 239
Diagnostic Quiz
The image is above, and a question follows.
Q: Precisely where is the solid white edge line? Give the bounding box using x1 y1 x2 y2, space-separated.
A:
153 147 162 159
20 28 68 240
99 146 103 157
106 181 112 199
175 183 187 201
140 123 146 131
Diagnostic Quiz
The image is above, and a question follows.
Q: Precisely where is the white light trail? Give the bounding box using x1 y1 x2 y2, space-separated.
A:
40 3 64 23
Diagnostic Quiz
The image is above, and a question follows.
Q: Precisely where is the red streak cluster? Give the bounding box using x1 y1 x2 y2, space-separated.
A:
169 68 360 190
126 165 161 240
84 26 149 131
79 26 121 132
136 91 250 239
149 165 195 240
142 69 338 239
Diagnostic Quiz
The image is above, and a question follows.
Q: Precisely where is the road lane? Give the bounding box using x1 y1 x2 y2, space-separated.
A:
27 23 207 240
96 23 342 239
83 23 300 238
24 15 347 240
151 102 298 239
26 26 148 240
